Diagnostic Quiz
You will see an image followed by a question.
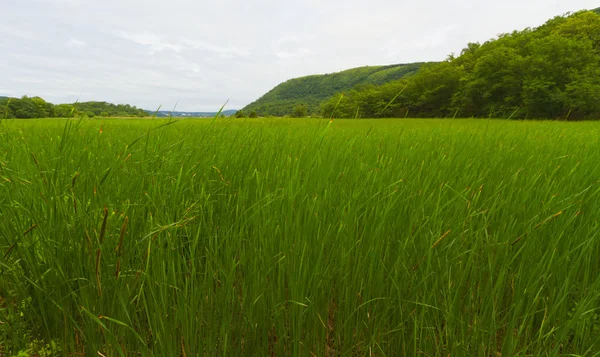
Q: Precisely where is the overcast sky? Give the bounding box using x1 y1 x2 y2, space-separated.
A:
1 0 598 111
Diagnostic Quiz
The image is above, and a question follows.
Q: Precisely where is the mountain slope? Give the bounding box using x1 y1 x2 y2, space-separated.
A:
243 63 427 116
594 7 600 14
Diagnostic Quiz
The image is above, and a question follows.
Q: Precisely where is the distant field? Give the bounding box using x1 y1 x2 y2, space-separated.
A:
1 118 600 356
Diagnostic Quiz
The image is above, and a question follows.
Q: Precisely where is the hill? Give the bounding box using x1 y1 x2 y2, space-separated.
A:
242 62 427 116
321 10 600 120
594 7 600 14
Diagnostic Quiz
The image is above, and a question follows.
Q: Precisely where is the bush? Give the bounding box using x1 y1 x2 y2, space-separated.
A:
292 105 307 118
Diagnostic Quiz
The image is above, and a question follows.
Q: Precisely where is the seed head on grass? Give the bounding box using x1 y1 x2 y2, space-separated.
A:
99 207 108 244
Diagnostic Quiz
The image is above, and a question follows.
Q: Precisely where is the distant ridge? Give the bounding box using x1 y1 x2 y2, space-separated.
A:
0 95 238 118
242 62 429 116
147 110 238 118
593 7 600 14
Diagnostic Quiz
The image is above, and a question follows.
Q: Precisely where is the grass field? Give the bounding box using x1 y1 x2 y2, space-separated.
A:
1 118 600 356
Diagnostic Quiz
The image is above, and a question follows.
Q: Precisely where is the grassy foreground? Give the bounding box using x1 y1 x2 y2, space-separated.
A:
1 118 600 356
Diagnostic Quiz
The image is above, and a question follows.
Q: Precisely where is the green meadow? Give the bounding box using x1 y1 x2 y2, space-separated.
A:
1 118 600 356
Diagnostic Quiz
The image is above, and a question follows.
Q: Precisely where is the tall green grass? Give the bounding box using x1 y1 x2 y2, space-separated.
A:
1 118 600 356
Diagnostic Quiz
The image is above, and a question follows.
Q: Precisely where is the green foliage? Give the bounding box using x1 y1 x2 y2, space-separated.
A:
292 104 307 118
74 101 147 117
248 110 258 118
0 104 11 119
4 96 52 119
53 104 75 118
2 119 600 355
243 63 426 116
0 289 61 356
0 97 147 119
322 10 600 119
235 110 246 118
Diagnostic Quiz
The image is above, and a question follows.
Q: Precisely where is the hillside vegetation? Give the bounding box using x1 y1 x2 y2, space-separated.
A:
0 96 147 119
242 63 426 116
322 10 600 119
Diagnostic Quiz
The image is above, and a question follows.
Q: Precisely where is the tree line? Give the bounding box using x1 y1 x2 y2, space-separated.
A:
0 96 147 119
320 10 600 120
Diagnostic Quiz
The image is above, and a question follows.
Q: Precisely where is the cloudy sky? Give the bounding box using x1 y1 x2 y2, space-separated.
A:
1 0 598 111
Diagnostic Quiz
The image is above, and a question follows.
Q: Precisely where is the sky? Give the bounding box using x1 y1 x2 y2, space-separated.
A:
1 0 598 112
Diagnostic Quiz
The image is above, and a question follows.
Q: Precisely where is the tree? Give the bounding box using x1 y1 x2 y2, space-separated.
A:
54 104 75 118
31 97 53 117
249 111 258 118
235 110 246 118
9 97 39 118
564 68 600 119
292 104 307 118
0 104 9 119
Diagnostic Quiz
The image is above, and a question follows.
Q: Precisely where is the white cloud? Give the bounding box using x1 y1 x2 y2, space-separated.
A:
120 32 183 53
65 38 86 48
180 39 251 57
276 48 315 59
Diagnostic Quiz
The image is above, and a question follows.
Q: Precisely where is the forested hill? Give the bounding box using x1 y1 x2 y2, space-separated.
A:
321 9 600 120
242 63 427 116
594 7 600 14
0 97 147 118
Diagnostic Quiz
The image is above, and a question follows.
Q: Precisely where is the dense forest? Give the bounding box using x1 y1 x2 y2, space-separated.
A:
320 10 600 119
242 63 426 116
0 96 147 119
